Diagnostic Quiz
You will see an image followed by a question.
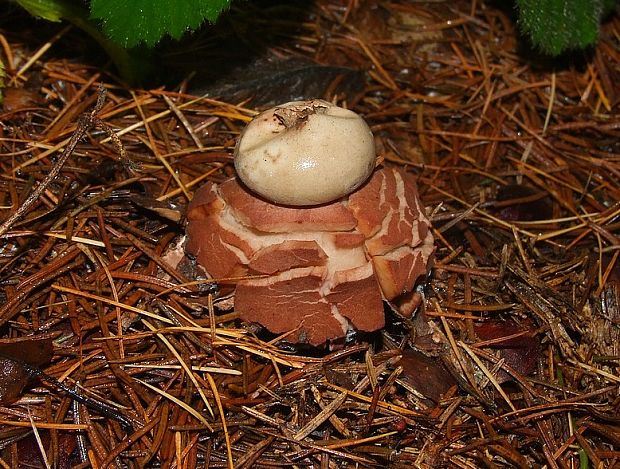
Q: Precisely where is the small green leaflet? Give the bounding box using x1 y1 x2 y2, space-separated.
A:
90 0 232 48
14 0 83 22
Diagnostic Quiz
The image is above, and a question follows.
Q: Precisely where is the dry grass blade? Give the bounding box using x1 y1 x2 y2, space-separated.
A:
142 320 214 418
53 285 174 324
0 420 87 430
27 409 50 469
459 341 516 412
293 392 348 440
206 373 233 469
133 378 212 430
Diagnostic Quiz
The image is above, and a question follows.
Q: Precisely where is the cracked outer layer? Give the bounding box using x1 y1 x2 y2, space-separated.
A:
186 167 435 345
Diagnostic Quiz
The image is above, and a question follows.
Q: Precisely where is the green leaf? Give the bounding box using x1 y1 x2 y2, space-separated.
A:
90 0 231 48
516 0 608 55
13 0 78 22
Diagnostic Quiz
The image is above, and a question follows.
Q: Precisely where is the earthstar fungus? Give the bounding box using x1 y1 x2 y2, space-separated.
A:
234 99 376 206
186 100 434 345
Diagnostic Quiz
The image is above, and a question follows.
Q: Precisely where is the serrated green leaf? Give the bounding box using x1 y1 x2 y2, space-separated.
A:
516 0 606 55
89 0 231 48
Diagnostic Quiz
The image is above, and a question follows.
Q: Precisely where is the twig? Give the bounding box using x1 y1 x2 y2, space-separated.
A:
0 85 124 239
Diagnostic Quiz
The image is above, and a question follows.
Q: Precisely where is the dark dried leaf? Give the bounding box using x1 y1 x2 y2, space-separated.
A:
0 336 53 404
0 336 53 367
399 349 456 402
0 358 29 405
14 431 78 469
1 86 42 113
194 57 366 108
494 184 552 221
475 321 540 382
